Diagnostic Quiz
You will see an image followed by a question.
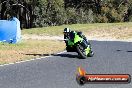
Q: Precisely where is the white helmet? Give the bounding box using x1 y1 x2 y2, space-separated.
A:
64 28 70 33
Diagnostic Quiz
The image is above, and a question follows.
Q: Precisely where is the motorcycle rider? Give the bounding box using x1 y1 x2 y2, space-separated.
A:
63 28 90 49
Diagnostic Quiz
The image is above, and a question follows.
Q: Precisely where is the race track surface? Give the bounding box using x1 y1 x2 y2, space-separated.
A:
0 41 132 88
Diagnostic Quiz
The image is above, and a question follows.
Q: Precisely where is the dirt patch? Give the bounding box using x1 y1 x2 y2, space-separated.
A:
84 26 132 42
22 34 63 40
22 26 132 42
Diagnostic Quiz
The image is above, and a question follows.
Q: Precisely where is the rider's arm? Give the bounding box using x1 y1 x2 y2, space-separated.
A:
77 31 85 38
69 31 75 41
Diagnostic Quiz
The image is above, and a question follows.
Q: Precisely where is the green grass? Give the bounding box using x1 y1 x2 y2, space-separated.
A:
22 22 132 36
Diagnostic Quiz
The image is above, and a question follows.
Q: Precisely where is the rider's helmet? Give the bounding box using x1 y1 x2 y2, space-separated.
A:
63 28 70 34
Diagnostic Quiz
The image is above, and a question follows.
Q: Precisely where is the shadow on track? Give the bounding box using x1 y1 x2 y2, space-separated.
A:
116 49 122 51
25 53 51 56
127 51 132 52
25 53 82 59
53 53 80 59
116 50 132 53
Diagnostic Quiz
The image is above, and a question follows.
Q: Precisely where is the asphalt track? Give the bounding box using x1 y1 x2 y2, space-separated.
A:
0 41 132 88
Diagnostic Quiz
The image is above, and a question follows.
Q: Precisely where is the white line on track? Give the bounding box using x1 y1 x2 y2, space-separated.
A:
0 51 66 67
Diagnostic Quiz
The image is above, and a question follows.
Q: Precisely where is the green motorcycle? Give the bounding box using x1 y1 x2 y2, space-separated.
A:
65 33 94 59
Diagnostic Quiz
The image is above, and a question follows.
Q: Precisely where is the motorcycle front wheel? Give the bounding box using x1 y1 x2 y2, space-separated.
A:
88 51 94 57
76 44 87 59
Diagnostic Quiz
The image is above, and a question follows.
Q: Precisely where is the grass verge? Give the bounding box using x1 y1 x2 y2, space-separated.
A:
1 22 132 64
0 40 65 65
